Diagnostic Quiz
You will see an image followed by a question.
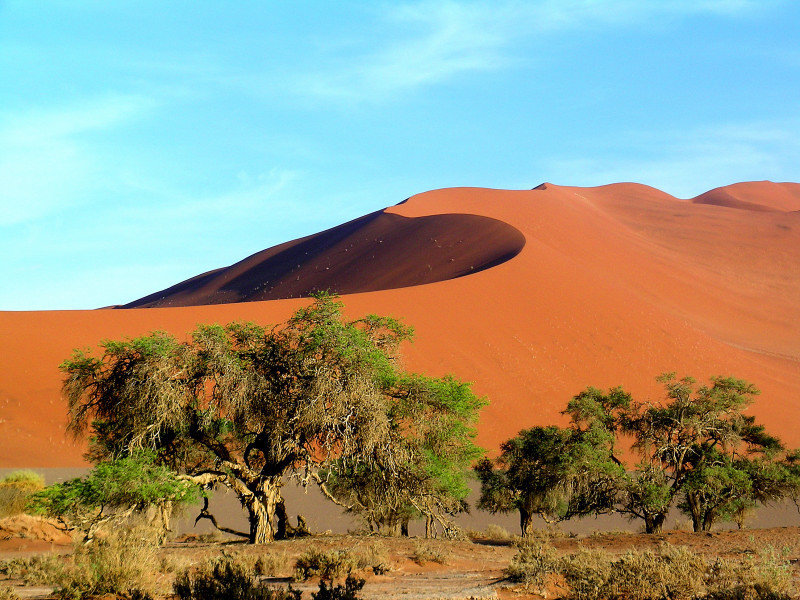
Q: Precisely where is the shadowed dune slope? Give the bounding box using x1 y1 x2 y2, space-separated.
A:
122 211 526 307
1 182 798 467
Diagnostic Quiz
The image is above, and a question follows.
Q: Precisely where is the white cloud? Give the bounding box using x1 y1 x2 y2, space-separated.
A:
0 94 157 226
541 119 800 197
293 0 782 102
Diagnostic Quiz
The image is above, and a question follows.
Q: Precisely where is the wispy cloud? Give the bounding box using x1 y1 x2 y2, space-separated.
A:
542 119 800 197
0 94 157 226
292 0 782 102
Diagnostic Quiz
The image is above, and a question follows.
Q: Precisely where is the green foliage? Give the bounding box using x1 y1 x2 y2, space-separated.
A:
476 423 622 535
29 451 198 536
485 374 799 535
0 471 45 517
175 558 301 600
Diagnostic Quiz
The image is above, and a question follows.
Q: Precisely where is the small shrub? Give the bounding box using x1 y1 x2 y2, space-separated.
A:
350 541 390 575
175 559 300 600
410 541 449 565
0 585 20 600
312 575 365 600
505 539 559 593
559 547 612 600
294 550 356 582
0 471 45 517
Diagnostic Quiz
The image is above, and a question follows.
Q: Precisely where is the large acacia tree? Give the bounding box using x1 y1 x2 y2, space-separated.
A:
61 295 484 543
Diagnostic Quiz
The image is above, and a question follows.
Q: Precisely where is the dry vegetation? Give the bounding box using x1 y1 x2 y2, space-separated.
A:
2 526 800 600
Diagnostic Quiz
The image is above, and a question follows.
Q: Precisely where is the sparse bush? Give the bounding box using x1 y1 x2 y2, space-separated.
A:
0 471 45 517
294 550 356 582
312 575 365 600
410 541 449 565
175 559 300 600
54 528 160 599
484 524 512 541
505 539 559 593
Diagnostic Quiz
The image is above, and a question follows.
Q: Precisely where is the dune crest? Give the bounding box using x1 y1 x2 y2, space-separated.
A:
0 181 798 467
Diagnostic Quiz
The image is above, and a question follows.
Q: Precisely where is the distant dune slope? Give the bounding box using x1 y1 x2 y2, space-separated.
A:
692 181 800 212
122 211 526 307
1 181 798 467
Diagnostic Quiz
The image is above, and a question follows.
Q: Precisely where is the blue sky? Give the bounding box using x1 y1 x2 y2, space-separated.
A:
1 1 798 310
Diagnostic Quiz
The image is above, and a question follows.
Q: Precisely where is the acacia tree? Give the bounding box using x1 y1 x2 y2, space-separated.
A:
323 374 485 537
475 422 622 536
62 295 483 543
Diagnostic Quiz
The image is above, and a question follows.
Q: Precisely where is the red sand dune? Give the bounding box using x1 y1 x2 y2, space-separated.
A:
1 181 798 467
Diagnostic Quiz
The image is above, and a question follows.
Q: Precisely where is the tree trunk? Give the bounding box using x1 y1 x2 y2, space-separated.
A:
686 493 704 532
702 510 715 532
243 478 281 544
520 506 534 537
400 520 409 537
644 513 666 534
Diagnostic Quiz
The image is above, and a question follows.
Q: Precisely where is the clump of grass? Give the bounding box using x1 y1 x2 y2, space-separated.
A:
54 528 160 599
294 550 356 582
410 541 449 566
0 471 45 517
0 554 65 585
484 524 512 541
